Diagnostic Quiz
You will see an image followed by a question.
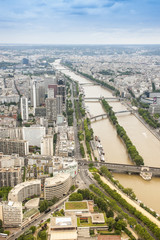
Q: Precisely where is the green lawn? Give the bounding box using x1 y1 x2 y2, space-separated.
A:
65 201 88 210
89 167 98 172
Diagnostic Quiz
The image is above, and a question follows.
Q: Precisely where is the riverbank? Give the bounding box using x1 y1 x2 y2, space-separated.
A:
100 176 160 228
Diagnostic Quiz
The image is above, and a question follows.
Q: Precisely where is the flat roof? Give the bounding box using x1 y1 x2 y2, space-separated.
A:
50 216 77 229
91 213 105 223
9 179 41 195
44 173 70 187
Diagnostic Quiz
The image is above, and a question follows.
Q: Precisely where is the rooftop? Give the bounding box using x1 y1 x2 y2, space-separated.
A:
9 179 41 195
50 216 77 229
44 173 70 187
65 201 88 210
91 213 105 224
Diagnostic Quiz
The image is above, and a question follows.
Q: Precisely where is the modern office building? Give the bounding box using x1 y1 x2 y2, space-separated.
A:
41 135 53 156
44 173 72 200
46 98 57 122
0 138 29 156
8 179 41 202
0 167 22 187
0 201 23 227
20 96 28 121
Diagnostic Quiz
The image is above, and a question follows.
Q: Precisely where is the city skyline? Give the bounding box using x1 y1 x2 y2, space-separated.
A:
0 0 160 44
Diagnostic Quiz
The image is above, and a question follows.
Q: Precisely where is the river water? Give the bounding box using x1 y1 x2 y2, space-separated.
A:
53 60 160 214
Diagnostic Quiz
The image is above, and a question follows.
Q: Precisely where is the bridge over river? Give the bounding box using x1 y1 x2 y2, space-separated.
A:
90 111 132 121
78 160 160 179
84 97 119 102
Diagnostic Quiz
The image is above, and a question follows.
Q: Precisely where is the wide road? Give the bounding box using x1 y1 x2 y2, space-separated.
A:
8 195 70 240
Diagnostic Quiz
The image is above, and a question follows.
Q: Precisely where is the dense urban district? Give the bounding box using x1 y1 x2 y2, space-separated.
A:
0 45 160 240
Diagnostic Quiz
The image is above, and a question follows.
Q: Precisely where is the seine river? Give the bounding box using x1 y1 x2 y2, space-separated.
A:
53 60 160 214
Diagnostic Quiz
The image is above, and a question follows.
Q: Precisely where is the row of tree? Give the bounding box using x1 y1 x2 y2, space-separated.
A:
138 108 160 129
84 118 93 157
66 99 73 126
100 166 136 200
77 70 120 96
100 165 159 218
102 99 144 166
93 173 160 240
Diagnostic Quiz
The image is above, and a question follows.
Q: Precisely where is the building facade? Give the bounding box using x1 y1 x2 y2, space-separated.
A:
44 173 72 200
41 135 53 156
0 167 22 187
0 138 29 156
1 201 23 227
20 96 28 121
8 179 41 202
46 98 57 121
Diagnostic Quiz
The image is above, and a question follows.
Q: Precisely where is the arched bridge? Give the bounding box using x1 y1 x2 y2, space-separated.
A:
90 110 132 121
80 83 100 86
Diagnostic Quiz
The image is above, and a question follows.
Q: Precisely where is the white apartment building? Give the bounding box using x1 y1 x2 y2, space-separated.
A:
0 201 22 227
20 96 28 121
41 135 53 156
44 173 72 200
8 179 41 202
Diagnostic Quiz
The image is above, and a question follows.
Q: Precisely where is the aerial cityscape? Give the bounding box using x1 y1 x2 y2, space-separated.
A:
0 1 160 240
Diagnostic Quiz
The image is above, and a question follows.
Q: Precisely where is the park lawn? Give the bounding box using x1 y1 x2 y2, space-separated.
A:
65 201 88 210
89 167 98 172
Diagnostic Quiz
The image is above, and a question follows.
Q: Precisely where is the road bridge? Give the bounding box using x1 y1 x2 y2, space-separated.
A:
84 97 118 102
90 110 132 122
80 83 99 86
78 160 160 177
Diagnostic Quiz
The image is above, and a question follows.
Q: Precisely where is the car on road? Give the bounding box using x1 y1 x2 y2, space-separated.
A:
45 208 51 214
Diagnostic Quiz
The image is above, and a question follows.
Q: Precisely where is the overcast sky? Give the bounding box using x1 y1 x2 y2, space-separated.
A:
0 0 160 44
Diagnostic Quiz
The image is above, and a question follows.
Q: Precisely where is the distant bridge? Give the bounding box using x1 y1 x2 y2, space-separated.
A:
80 83 100 86
90 110 132 122
78 160 160 177
84 97 118 101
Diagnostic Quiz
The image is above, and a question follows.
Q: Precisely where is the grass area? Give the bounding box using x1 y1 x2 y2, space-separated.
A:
89 167 98 172
77 217 107 227
65 201 88 210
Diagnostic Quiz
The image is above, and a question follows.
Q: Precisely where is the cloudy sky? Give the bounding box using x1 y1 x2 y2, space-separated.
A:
0 0 160 44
